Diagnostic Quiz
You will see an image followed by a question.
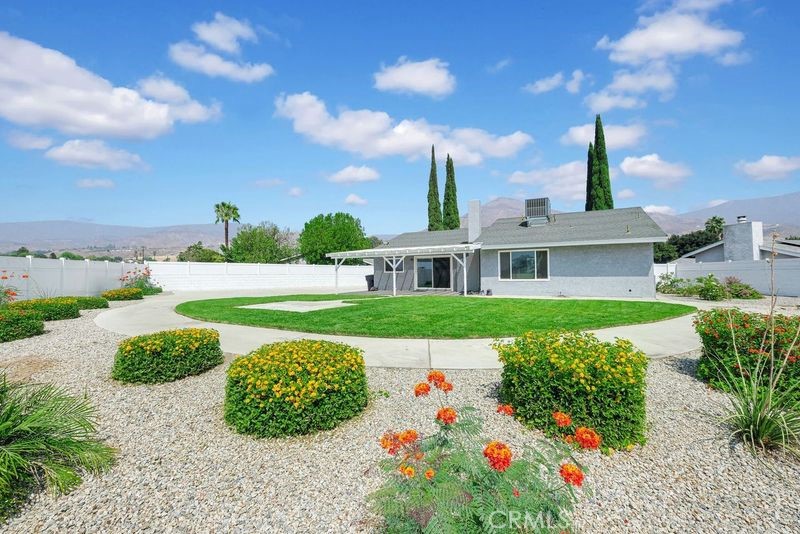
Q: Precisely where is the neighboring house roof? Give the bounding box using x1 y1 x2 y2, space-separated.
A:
777 239 800 247
478 207 666 249
680 240 723 259
384 228 468 248
761 243 800 258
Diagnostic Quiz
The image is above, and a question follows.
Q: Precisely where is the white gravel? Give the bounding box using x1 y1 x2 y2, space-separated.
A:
1 304 798 533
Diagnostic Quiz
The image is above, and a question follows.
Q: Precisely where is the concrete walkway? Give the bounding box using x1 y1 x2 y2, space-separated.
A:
94 289 702 369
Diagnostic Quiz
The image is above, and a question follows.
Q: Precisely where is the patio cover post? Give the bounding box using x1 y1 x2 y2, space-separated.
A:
463 252 467 297
334 257 340 291
391 255 397 297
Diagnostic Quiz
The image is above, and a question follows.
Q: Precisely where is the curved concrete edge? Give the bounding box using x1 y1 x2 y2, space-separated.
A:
94 290 701 369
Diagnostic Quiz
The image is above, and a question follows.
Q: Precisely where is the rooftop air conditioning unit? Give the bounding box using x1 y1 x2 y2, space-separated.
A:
524 197 550 226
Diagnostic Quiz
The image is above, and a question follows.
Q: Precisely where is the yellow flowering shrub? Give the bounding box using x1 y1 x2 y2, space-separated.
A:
112 328 223 383
101 287 143 301
224 339 368 437
494 330 648 449
8 297 80 321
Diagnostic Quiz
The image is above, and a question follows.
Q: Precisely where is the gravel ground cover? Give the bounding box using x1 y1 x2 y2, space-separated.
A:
1 306 798 532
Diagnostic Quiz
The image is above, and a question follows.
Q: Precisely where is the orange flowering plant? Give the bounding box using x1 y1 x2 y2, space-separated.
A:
370 370 587 532
0 270 22 306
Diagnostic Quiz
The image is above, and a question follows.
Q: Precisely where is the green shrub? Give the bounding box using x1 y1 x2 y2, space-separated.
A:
0 308 45 343
695 309 800 402
224 339 368 437
0 373 116 520
494 331 648 449
121 267 162 295
8 297 80 321
656 273 700 296
101 287 143 301
696 274 726 301
112 328 223 384
69 296 109 310
722 276 761 299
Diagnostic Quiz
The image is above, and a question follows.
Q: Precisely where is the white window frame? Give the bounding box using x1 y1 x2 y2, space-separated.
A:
383 257 405 273
497 249 550 281
413 256 454 290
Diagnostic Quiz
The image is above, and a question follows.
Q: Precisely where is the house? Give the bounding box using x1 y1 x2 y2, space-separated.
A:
680 216 800 262
327 198 667 298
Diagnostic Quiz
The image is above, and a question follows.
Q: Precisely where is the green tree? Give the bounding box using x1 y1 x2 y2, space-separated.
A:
59 251 85 260
177 242 225 262
214 201 241 249
586 115 614 210
427 145 443 231
584 142 595 212
298 212 371 265
227 223 296 264
442 154 460 230
660 216 728 259
653 242 679 263
705 216 725 240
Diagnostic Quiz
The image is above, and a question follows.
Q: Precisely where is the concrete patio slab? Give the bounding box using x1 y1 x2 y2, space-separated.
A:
237 300 354 313
94 289 702 369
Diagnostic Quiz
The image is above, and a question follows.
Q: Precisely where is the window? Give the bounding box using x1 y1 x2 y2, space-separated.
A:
384 258 404 273
498 250 549 280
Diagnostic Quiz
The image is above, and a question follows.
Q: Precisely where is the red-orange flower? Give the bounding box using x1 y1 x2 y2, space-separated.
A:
0 275 7 280
414 452 424 460
497 404 514 416
552 411 572 428
436 407 457 425
397 429 418 444
427 370 446 386
379 432 402 455
439 381 453 393
414 382 431 397
402 465 415 478
559 463 584 487
513 488 520 498
483 441 512 472
424 468 435 480
574 427 602 450
21 274 29 279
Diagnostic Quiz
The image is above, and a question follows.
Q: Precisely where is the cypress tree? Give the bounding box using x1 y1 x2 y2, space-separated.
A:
442 154 460 230
584 142 595 211
592 114 614 210
427 145 443 231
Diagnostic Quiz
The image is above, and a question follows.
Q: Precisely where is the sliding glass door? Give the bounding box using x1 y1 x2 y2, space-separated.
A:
415 257 451 289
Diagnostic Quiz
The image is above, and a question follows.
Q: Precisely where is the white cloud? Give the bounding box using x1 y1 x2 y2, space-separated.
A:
252 178 285 188
328 165 380 184
344 193 368 205
523 72 564 94
607 61 676 95
619 153 690 187
6 131 52 150
274 91 532 166
487 58 512 74
45 140 147 170
559 123 646 150
706 198 727 207
0 31 184 139
583 91 645 113
287 186 303 197
137 75 221 123
169 41 274 83
373 57 456 98
596 10 744 65
508 161 586 202
191 12 257 54
617 188 637 199
644 204 677 215
565 70 586 94
735 155 800 181
76 178 115 189
716 50 751 66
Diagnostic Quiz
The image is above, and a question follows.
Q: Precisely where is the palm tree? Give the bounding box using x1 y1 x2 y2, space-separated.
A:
214 202 241 249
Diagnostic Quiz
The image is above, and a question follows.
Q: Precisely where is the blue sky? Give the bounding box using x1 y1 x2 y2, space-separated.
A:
1 0 798 234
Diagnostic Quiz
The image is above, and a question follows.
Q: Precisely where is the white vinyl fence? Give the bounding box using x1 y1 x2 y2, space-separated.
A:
675 259 800 297
0 256 140 300
653 262 677 282
146 261 373 291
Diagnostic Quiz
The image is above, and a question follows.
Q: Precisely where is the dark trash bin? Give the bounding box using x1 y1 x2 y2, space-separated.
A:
365 274 375 290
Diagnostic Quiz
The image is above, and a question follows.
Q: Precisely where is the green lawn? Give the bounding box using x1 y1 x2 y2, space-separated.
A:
175 294 695 339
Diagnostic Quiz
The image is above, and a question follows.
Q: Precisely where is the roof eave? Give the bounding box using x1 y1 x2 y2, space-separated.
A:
480 236 666 250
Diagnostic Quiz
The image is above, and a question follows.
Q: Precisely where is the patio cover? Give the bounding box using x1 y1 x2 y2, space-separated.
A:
327 243 481 296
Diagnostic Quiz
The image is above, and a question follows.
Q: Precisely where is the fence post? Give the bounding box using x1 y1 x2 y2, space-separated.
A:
26 255 32 300
120 261 125 288
59 258 65 296
105 261 109 290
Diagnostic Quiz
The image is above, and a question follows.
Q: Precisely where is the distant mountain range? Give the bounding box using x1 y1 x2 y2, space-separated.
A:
3 191 799 254
461 191 800 237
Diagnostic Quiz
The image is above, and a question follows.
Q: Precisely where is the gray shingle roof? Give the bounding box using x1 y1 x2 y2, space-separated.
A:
384 228 468 248
477 207 666 248
763 243 800 258
382 207 665 249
